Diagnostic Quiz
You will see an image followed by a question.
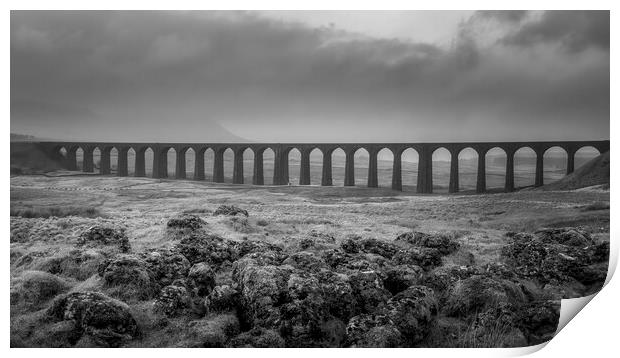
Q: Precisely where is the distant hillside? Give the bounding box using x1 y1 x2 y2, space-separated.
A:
543 151 609 191
10 133 37 141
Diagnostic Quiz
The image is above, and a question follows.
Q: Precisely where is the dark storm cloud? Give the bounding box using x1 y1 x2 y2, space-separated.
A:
474 10 529 23
501 11 610 53
10 10 609 142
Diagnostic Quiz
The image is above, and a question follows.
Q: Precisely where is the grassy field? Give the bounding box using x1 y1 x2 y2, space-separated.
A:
10 174 609 347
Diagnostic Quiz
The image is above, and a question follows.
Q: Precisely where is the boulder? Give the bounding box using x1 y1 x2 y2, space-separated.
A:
236 240 283 257
317 270 356 321
204 285 240 313
395 231 460 255
47 291 140 347
385 285 438 345
166 214 205 231
97 254 159 300
187 262 216 297
173 232 239 266
382 264 424 295
282 251 328 273
345 313 402 347
340 236 399 259
213 205 249 217
348 271 391 315
142 250 191 287
391 247 443 270
516 300 560 345
153 285 192 317
184 314 240 347
76 226 130 252
534 227 595 247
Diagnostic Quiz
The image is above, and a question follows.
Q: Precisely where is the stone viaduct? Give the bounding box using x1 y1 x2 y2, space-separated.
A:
27 140 609 194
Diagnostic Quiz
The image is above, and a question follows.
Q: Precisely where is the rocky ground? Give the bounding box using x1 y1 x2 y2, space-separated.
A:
9 175 610 347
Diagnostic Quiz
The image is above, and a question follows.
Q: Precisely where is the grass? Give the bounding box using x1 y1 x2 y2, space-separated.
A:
581 202 610 211
10 206 102 218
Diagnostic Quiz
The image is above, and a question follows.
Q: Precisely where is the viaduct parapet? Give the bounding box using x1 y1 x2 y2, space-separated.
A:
18 140 610 194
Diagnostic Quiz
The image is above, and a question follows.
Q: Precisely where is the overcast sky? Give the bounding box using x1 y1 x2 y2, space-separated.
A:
10 10 609 142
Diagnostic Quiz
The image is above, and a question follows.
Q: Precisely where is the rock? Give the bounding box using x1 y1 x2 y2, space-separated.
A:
142 250 191 287
97 254 159 301
321 249 354 269
391 248 443 270
236 240 283 257
340 236 399 259
187 262 216 297
213 205 249 217
47 291 140 347
317 271 356 321
232 257 292 328
348 271 391 315
444 275 526 317
345 313 402 347
395 231 460 255
153 285 192 317
76 226 130 252
11 270 70 310
382 264 424 295
418 265 481 304
185 314 240 347
166 214 205 231
173 232 239 266
534 227 595 247
205 285 239 313
282 251 328 273
385 285 438 345
227 327 285 348
516 300 560 345
280 273 329 346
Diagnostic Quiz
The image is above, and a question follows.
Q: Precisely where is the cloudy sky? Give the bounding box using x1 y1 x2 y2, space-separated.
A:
11 10 609 142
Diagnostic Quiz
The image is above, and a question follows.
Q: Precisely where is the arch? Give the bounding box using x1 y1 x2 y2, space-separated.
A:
431 147 451 193
162 147 175 178
331 148 346 186
109 147 119 174
222 148 234 183
400 148 419 191
457 147 478 192
575 146 601 170
308 147 323 185
377 147 394 188
241 147 254 184
485 147 507 191
287 148 301 185
76 147 84 171
144 147 154 177
543 146 567 185
258 147 273 185
204 148 215 181
353 147 370 186
92 147 101 173
184 147 195 179
513 147 536 188
127 148 136 176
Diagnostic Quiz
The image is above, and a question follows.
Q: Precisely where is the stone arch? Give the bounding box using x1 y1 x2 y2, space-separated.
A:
400 148 419 191
457 147 478 192
485 147 507 191
75 147 84 171
143 147 154 177
222 148 234 183
575 146 601 170
331 147 346 186
543 146 568 185
287 148 301 185
513 146 536 188
353 147 369 186
376 147 394 189
92 147 101 173
431 147 451 193
203 148 215 181
262 147 276 185
183 147 195 179
127 147 136 176
241 147 255 184
307 147 323 185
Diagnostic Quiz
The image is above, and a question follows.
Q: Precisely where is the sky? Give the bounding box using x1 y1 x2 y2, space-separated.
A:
10 10 610 142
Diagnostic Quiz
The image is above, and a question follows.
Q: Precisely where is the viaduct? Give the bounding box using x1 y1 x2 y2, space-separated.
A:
23 140 609 194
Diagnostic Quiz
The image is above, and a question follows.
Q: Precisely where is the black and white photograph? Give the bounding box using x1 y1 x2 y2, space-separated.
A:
8 7 612 350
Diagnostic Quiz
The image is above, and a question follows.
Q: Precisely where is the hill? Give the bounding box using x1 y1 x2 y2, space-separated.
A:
543 151 609 191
